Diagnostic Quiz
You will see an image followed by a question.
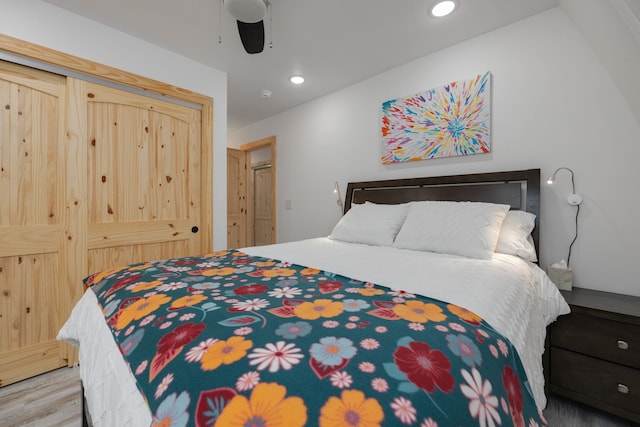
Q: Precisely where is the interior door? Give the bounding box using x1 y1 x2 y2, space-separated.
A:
253 165 273 246
227 148 247 249
79 80 203 274
0 62 67 386
239 136 276 247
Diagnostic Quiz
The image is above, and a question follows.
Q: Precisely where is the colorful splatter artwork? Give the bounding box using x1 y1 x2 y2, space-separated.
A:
381 72 491 164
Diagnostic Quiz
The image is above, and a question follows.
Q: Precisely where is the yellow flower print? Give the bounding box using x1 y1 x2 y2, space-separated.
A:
232 251 246 257
90 265 128 284
216 382 307 427
319 389 384 427
294 299 344 320
447 304 483 323
393 300 447 323
131 280 163 292
129 263 154 271
300 267 320 276
170 294 207 310
203 250 230 257
116 294 171 330
358 288 385 297
201 267 236 276
201 336 253 371
255 261 276 267
263 268 297 278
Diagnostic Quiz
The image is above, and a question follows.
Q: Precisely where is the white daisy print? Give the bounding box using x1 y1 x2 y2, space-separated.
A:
459 367 501 427
267 286 302 298
154 373 174 399
232 298 270 311
185 338 218 363
247 341 304 372
157 281 188 291
236 371 260 391
330 371 353 388
391 396 417 424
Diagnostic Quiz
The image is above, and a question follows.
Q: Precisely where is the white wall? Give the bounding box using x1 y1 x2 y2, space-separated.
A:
231 8 640 297
561 0 640 127
1 0 229 250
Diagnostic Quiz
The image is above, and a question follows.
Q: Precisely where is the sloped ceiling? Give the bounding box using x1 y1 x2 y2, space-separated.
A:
560 0 640 127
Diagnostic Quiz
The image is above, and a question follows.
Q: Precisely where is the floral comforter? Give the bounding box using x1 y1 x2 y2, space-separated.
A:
87 250 547 427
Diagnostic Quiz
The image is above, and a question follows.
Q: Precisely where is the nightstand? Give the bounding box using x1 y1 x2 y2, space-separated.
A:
548 287 640 424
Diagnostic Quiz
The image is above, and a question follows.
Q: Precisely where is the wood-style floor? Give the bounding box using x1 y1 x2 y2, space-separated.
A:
0 367 81 427
0 367 636 426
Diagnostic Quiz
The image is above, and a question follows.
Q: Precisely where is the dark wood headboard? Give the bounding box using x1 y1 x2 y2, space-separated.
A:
344 169 541 259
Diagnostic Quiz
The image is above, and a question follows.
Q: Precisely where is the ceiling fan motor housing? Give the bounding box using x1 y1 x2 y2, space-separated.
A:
225 0 268 23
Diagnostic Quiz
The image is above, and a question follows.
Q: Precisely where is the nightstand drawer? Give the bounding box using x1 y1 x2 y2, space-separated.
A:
550 348 640 415
550 312 640 369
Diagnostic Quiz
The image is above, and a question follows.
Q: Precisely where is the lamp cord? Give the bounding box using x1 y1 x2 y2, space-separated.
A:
567 204 579 266
218 0 223 44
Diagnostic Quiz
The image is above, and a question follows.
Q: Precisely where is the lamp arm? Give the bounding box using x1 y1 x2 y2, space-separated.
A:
548 167 576 194
333 182 344 210
547 166 581 267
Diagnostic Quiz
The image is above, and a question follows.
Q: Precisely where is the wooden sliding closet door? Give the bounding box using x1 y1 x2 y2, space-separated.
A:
76 80 203 273
0 34 212 386
0 62 68 385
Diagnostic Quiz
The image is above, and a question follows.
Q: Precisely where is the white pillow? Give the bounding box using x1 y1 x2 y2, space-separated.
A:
495 210 538 262
393 201 510 259
329 202 409 246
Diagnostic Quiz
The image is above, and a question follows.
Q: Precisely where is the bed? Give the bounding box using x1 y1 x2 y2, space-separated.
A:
58 168 570 426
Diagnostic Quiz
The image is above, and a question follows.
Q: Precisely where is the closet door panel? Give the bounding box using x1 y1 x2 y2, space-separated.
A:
0 62 67 386
88 241 190 274
83 82 202 274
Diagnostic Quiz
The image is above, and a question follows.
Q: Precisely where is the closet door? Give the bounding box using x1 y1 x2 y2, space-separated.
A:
74 80 203 274
0 42 211 385
0 62 67 385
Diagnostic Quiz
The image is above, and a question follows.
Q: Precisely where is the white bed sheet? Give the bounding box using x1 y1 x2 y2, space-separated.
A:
58 238 569 425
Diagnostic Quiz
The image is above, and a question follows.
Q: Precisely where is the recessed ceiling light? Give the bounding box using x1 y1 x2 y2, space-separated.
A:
258 89 272 99
430 0 456 17
289 75 305 85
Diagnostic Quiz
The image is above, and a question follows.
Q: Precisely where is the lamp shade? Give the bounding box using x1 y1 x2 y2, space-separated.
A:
225 0 268 23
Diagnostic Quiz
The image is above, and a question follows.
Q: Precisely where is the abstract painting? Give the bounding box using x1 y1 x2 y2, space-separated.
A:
381 72 491 164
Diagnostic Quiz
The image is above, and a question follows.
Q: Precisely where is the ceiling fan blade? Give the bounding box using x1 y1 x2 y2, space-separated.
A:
237 20 265 54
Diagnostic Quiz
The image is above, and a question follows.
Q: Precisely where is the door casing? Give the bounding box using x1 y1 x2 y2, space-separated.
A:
227 136 276 248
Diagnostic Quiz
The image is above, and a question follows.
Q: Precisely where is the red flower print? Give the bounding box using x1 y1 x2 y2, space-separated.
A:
107 297 141 328
393 341 454 393
502 365 525 427
106 274 143 296
195 387 237 427
318 281 343 294
174 259 199 266
158 322 206 353
233 284 269 296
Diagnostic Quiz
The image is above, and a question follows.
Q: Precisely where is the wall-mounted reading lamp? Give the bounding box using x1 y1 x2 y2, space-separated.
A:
546 167 582 266
333 181 344 212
